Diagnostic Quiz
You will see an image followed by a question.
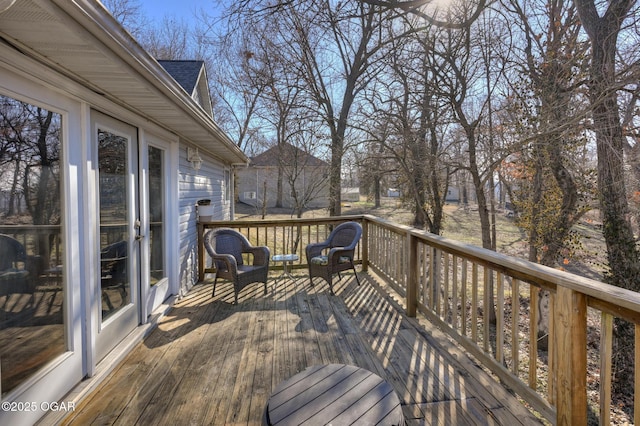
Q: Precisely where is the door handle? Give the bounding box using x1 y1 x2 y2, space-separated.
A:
134 219 143 241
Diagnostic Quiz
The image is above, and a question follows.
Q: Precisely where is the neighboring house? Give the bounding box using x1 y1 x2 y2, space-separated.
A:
445 186 460 202
0 1 246 424
342 187 360 203
237 143 329 210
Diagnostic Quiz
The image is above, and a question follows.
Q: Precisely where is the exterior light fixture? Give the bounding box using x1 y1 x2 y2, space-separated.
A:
187 147 203 171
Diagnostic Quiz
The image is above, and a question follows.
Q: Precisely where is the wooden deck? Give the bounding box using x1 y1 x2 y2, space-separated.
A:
62 270 542 425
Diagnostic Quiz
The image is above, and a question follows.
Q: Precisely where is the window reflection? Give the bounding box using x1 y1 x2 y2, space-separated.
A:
98 131 130 319
0 94 65 396
148 146 165 284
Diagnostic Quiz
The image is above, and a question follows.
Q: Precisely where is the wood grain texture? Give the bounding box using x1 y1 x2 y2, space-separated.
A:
63 270 541 426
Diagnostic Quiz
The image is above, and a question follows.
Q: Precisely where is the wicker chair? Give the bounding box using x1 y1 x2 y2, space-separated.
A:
204 228 270 304
0 234 31 296
100 240 128 311
305 222 362 294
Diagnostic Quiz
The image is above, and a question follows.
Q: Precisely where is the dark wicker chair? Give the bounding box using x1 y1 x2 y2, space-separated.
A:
305 222 362 294
100 240 128 311
204 228 270 304
0 234 32 296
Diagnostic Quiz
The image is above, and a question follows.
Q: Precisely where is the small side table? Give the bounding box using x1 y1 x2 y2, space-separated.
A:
272 254 299 283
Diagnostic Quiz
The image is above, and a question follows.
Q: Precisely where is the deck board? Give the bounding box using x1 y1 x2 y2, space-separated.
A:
63 271 542 426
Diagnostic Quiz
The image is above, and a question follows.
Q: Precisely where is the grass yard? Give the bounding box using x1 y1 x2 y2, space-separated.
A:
237 197 607 282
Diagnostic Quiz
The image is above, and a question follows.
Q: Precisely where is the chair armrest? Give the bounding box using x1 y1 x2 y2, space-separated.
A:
328 247 351 260
245 246 270 266
211 253 237 272
306 242 329 259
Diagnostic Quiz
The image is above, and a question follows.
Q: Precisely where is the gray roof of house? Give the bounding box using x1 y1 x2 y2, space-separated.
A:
250 143 328 167
157 60 203 94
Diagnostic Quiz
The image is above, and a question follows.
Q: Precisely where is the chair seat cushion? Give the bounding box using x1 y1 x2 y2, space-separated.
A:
237 264 265 273
310 255 351 266
0 269 29 280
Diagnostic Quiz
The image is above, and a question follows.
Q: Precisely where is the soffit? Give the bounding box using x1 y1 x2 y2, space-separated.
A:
0 0 247 164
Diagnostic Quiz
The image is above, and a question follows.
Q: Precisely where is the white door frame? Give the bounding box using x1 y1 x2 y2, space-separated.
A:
90 110 142 363
139 131 178 319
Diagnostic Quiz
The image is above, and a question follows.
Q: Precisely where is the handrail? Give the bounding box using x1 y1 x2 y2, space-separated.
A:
197 214 640 425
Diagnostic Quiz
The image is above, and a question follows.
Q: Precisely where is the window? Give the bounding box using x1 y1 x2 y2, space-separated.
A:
148 145 165 284
0 94 65 395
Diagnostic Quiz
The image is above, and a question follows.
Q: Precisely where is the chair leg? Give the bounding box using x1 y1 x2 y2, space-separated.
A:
212 276 218 297
351 261 361 286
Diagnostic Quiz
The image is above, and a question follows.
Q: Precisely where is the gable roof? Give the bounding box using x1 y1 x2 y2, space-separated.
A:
157 60 203 94
0 0 246 164
250 143 329 167
158 60 213 117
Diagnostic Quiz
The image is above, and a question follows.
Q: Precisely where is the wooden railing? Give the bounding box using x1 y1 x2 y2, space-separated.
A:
0 225 63 269
197 216 365 281
198 215 640 425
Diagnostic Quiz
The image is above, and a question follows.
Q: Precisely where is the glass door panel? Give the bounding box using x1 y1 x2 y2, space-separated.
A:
148 145 165 285
93 112 140 362
98 131 131 319
143 141 170 317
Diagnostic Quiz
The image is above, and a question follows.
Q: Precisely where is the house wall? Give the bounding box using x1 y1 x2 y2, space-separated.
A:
237 166 329 209
178 147 230 295
0 43 236 423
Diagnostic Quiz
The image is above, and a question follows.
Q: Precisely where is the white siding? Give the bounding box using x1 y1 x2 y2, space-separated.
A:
178 146 230 295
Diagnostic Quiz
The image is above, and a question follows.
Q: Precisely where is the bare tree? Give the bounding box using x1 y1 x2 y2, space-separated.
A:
575 0 640 397
361 15 452 232
142 16 191 59
280 1 386 216
434 12 495 250
100 0 149 39
502 0 593 348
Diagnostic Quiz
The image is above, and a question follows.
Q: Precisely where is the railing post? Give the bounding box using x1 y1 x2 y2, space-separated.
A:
198 222 205 282
554 286 587 425
361 219 369 272
406 231 417 318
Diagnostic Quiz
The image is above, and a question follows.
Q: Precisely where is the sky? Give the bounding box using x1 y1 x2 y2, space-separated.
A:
138 0 220 23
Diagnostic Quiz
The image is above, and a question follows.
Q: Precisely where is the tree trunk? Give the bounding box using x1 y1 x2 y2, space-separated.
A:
328 137 342 216
276 162 284 208
575 0 640 397
374 176 381 208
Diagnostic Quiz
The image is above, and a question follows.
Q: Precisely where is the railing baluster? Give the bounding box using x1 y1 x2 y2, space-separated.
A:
423 243 429 307
600 312 613 426
548 291 556 406
443 252 450 322
472 263 478 344
461 259 468 336
407 232 417 318
452 256 458 330
484 267 490 353
554 286 587 425
512 278 520 375
434 248 441 316
497 272 504 365
529 286 538 391
636 324 640 426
